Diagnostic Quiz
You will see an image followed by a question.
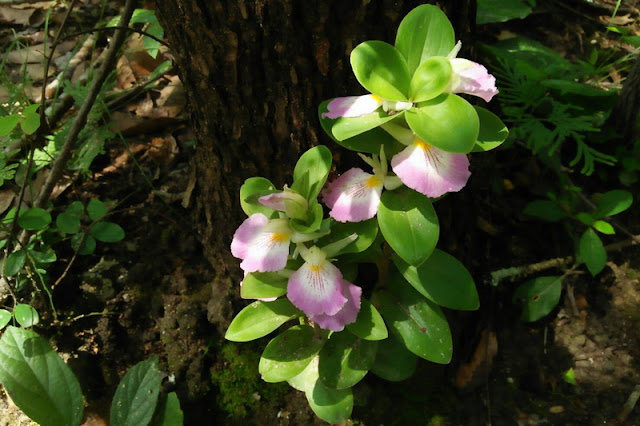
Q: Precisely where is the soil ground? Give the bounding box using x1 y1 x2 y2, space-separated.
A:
1 0 640 425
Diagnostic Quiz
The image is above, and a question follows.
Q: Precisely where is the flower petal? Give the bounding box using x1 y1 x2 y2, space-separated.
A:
258 193 287 211
450 58 498 103
310 281 361 331
391 140 471 198
287 261 347 317
230 214 291 273
322 95 383 119
322 168 383 222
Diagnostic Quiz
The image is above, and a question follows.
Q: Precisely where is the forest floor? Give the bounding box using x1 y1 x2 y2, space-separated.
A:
1 0 640 425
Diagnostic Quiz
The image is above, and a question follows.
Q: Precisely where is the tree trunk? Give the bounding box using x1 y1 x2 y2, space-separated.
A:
156 0 473 329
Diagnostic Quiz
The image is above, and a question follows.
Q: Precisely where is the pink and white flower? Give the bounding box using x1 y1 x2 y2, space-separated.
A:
286 246 361 331
310 281 361 332
322 168 384 222
322 94 413 119
391 137 471 198
258 189 308 220
447 41 498 103
230 214 292 273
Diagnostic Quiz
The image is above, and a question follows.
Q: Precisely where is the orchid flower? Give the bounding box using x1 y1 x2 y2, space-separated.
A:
231 214 292 273
322 94 413 119
258 188 309 220
322 148 402 222
447 41 498 103
287 245 361 331
383 122 471 198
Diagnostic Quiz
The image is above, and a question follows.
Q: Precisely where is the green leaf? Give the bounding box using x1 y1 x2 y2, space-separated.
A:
240 177 278 218
14 304 39 328
287 356 354 423
0 326 84 426
87 198 107 221
579 228 607 276
318 331 377 389
477 0 533 24
18 208 51 231
378 187 439 267
523 200 568 222
406 94 479 154
576 212 594 226
393 250 479 310
241 272 288 300
225 299 301 342
350 41 411 100
90 221 125 243
290 202 324 234
20 107 41 135
395 4 455 75
4 249 26 277
318 101 405 155
110 358 162 426
471 106 509 152
378 270 452 363
71 234 96 255
66 201 85 217
0 309 11 330
594 190 633 218
307 377 353 423
29 248 57 265
56 212 81 234
316 218 378 255
0 115 20 137
593 220 615 235
291 145 332 202
409 56 452 102
154 392 183 426
259 325 325 383
370 334 417 381
512 276 563 322
346 300 388 341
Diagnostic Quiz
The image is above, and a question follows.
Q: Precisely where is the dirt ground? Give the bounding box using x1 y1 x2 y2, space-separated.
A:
1 0 640 425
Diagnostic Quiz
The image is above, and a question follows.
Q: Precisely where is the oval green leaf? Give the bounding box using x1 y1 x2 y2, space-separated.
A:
406 94 479 154
350 41 411 100
346 299 388 341
307 378 353 424
0 115 20 137
318 330 378 389
4 249 26 277
56 212 81 234
409 56 452 102
370 334 418 381
0 326 84 426
155 392 184 426
259 325 325 383
471 106 509 152
241 272 288 300
20 109 41 135
0 309 11 329
240 177 278 218
71 233 96 255
594 190 633 218
512 276 563 322
378 187 439 267
393 250 479 310
18 208 51 231
14 304 39 328
593 220 615 235
87 198 107 221
225 299 301 342
110 357 162 426
579 228 606 276
377 270 452 363
291 145 332 202
90 221 125 243
523 200 568 222
395 4 455 74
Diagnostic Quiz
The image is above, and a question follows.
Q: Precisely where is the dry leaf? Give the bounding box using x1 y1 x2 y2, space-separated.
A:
455 330 499 391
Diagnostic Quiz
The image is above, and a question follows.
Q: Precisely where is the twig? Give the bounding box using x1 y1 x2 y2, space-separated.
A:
618 384 640 423
490 233 640 286
43 34 97 100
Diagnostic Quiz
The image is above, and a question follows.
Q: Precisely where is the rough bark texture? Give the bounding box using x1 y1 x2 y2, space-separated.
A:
611 54 640 142
155 0 473 331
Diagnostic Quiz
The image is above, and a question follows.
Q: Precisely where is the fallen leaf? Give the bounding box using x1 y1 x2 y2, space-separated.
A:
455 330 499 391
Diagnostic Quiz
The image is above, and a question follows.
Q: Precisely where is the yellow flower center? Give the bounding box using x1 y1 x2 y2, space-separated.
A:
309 264 323 273
365 175 382 188
370 94 382 103
270 233 289 242
414 138 432 152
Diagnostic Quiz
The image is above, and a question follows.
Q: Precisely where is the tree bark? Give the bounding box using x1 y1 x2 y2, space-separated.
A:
155 0 474 333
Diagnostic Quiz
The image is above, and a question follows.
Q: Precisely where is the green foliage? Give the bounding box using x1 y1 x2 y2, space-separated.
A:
476 0 535 25
513 276 563 322
0 327 85 426
225 299 302 342
110 358 162 426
